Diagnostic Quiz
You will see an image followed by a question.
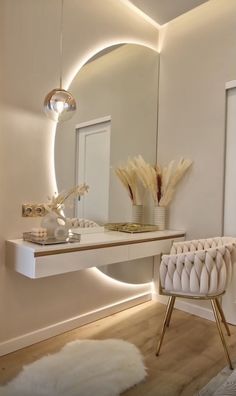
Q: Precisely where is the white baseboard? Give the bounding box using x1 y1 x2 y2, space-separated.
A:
152 292 214 322
0 292 152 356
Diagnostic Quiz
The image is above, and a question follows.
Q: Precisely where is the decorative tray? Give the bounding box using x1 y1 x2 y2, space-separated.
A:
23 232 81 245
104 223 159 233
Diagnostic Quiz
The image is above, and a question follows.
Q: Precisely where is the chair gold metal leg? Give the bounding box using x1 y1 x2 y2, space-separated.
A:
166 296 176 327
156 296 175 356
215 298 231 336
211 299 233 370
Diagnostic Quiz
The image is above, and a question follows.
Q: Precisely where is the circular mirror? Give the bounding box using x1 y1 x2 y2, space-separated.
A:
55 44 159 284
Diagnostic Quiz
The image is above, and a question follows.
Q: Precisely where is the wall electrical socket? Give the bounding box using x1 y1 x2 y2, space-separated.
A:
22 204 47 217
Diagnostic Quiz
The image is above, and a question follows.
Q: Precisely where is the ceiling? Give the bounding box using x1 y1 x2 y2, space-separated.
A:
128 0 209 25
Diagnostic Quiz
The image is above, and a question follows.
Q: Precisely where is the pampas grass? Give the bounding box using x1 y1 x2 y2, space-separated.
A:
129 155 157 204
131 155 192 207
45 183 89 216
115 160 143 205
159 158 192 206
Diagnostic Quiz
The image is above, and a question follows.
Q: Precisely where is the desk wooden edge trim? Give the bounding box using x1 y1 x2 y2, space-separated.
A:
34 233 186 257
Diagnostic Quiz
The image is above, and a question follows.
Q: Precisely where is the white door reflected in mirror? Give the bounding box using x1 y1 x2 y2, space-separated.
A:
76 118 111 224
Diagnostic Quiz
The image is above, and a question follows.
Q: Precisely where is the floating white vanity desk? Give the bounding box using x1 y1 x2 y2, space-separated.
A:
6 230 185 279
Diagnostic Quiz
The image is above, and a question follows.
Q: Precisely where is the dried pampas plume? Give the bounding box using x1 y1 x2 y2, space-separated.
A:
115 159 143 205
44 183 89 217
131 155 192 207
159 158 192 206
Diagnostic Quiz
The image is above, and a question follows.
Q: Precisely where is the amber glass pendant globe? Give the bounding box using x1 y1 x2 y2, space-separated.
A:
44 88 76 122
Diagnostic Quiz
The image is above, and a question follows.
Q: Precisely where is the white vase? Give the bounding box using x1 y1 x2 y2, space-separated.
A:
131 204 143 224
153 206 166 230
41 211 69 239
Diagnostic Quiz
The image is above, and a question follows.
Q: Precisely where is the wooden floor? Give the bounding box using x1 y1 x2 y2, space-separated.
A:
1 300 236 395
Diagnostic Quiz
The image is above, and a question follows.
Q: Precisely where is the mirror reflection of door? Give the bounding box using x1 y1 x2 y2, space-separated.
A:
76 118 111 224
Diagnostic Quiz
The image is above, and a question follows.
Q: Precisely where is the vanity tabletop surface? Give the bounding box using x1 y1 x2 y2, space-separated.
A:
6 229 185 278
7 229 185 255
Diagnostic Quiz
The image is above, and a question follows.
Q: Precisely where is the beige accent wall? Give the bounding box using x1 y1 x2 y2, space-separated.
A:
157 0 236 240
0 0 158 346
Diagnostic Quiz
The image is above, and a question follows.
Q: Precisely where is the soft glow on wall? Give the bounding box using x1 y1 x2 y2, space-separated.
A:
157 25 168 53
65 39 159 90
92 267 152 289
119 0 161 29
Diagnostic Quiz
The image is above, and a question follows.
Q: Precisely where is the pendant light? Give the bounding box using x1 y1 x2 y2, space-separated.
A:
44 0 76 122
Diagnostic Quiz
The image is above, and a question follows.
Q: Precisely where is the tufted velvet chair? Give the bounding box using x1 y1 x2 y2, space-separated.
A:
156 237 236 369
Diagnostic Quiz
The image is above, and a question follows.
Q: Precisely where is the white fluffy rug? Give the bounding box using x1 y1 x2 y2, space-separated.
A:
0 339 146 396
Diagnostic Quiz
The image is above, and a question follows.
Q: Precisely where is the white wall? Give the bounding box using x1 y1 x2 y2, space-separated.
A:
157 0 236 240
0 0 158 350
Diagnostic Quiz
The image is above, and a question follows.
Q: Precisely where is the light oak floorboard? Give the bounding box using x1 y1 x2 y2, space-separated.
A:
1 301 236 395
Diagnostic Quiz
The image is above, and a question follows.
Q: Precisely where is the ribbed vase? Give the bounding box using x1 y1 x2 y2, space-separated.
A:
131 204 143 224
153 206 166 230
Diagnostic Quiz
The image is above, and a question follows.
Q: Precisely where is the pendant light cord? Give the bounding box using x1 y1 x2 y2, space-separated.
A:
59 0 64 89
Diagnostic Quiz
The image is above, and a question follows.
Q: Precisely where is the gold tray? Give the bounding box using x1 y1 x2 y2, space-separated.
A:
23 232 81 245
104 223 159 233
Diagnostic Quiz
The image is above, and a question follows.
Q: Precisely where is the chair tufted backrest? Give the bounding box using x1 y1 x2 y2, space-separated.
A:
160 237 236 296
170 237 235 254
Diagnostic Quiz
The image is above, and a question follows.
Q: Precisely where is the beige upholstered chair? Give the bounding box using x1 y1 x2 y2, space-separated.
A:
156 237 236 369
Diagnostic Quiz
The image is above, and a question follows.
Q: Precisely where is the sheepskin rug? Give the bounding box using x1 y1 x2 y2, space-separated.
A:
0 339 146 396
